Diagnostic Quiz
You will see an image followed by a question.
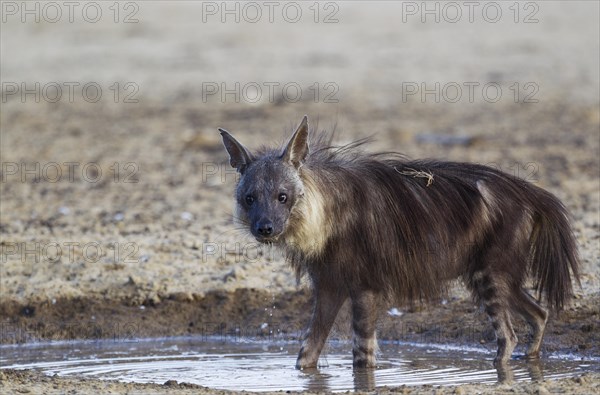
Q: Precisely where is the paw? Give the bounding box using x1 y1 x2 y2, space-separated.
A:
296 355 318 370
352 355 377 368
525 351 541 360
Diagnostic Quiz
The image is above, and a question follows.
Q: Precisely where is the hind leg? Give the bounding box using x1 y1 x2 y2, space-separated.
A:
488 307 518 365
512 289 548 359
473 272 518 365
351 290 379 368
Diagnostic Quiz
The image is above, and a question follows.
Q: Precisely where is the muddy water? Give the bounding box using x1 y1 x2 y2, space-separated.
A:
1 337 598 392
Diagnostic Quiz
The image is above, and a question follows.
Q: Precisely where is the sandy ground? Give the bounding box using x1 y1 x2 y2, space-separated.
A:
1 1 599 393
2 368 600 395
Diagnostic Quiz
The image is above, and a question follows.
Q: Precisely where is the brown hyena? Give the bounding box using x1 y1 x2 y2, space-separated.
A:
219 116 580 368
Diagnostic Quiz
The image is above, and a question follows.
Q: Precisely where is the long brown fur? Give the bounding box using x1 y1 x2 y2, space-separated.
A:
219 116 580 368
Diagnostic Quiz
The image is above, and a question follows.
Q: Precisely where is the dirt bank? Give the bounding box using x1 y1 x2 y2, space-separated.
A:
2 367 600 395
1 289 599 358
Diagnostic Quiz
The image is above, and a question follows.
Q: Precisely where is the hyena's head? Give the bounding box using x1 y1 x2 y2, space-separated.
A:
219 116 309 243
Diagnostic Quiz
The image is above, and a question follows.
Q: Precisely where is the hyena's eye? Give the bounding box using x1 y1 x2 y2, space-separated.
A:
245 195 255 205
278 193 287 203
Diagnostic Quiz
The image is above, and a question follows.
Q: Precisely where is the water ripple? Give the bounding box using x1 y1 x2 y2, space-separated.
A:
1 337 597 392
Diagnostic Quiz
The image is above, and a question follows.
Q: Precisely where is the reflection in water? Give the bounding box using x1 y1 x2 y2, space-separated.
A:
301 368 331 393
496 361 514 384
353 368 376 392
0 337 597 392
497 359 544 384
527 360 544 382
302 359 547 391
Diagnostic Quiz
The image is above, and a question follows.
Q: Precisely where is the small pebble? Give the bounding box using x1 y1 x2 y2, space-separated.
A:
58 206 70 215
537 385 550 395
387 307 403 317
180 212 194 221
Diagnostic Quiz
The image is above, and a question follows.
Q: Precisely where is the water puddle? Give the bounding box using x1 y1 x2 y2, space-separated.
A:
1 337 598 392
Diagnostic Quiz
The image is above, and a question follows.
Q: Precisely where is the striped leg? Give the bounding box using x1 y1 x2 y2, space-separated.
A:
489 307 518 365
296 288 346 369
351 290 379 368
473 271 518 365
511 289 548 359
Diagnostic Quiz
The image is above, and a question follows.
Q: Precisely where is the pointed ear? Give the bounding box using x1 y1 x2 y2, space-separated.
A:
219 128 253 173
281 115 309 169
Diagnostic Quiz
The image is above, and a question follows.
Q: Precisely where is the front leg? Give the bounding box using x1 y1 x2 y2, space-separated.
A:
296 286 346 369
351 290 379 368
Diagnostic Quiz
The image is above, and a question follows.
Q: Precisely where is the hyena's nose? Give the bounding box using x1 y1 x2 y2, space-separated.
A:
256 220 274 236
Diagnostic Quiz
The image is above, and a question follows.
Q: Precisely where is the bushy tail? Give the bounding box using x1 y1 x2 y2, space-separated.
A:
529 190 580 311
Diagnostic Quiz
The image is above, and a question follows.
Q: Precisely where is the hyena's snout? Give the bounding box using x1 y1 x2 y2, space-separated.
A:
252 218 282 241
255 218 273 236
